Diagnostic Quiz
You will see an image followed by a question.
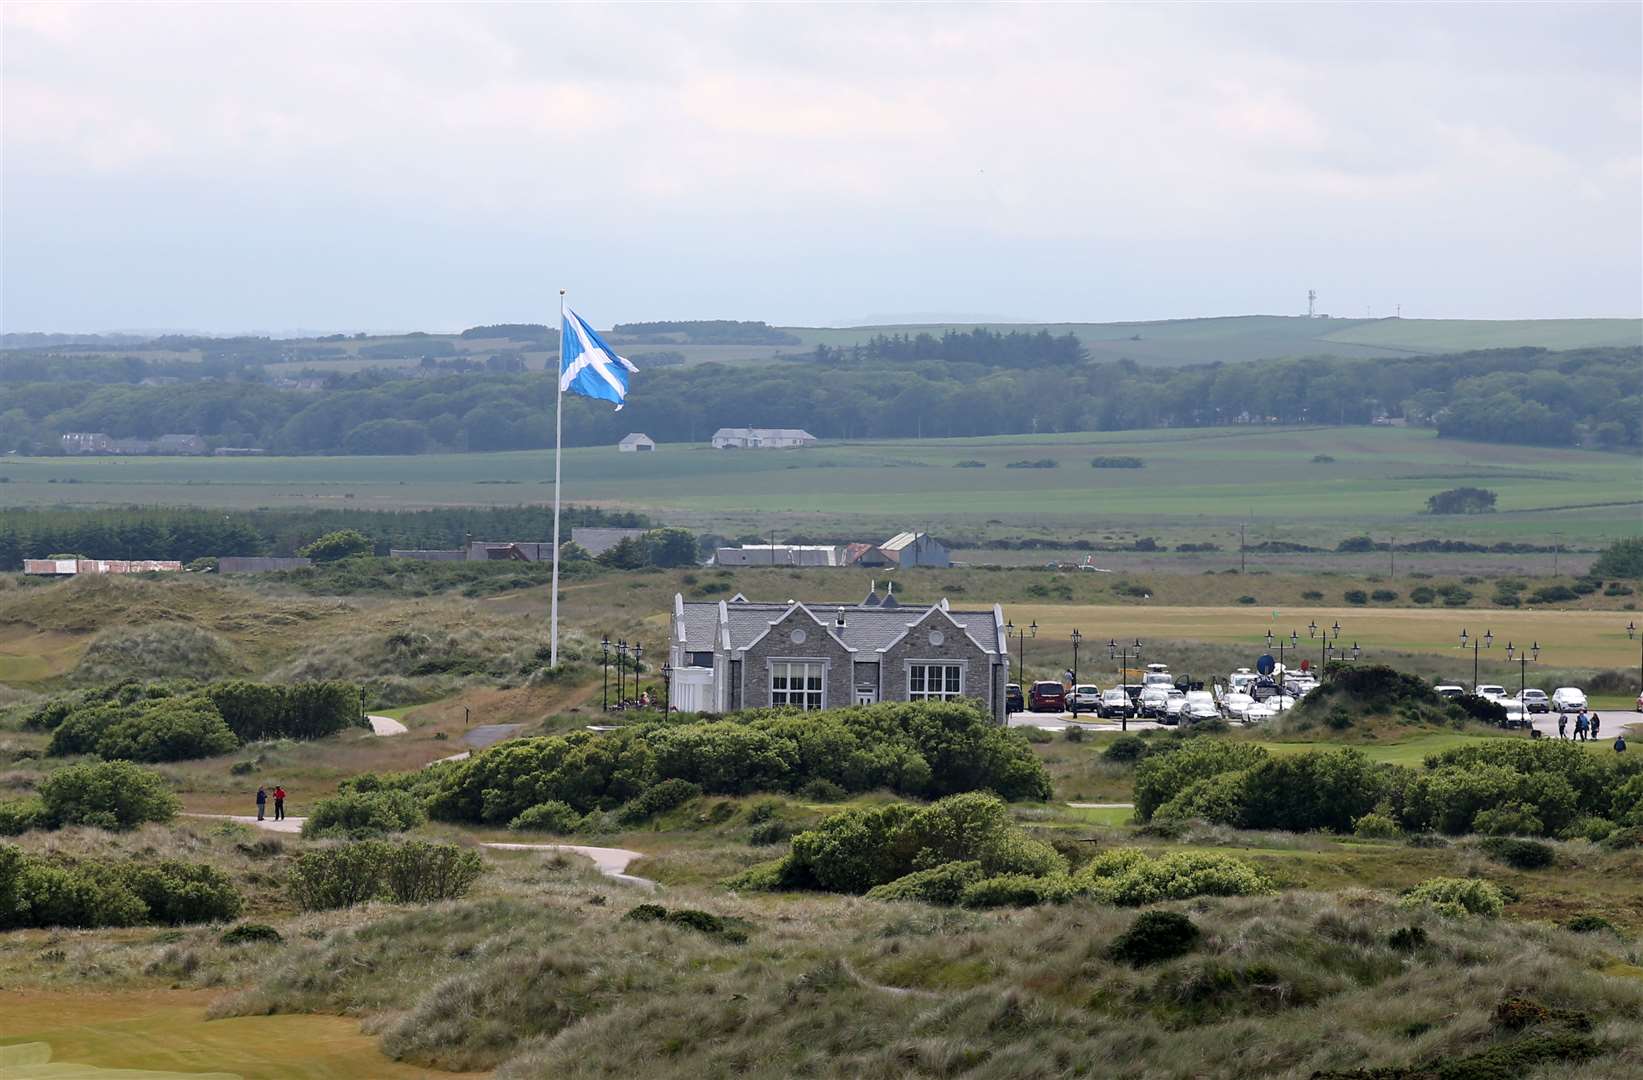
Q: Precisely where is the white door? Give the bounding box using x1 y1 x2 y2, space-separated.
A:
855 690 877 706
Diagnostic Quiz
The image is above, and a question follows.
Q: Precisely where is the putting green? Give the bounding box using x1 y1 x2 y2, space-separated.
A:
0 990 479 1080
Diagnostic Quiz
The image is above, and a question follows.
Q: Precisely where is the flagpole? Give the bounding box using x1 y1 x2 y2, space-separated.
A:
549 288 566 669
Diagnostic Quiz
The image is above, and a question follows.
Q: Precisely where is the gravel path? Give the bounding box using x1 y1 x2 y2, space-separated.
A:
464 723 522 749
482 842 656 889
366 714 408 736
1065 802 1134 809
184 813 305 835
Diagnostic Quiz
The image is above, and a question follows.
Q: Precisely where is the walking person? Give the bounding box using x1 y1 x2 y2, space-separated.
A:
272 785 287 822
255 786 268 822
1589 713 1600 740
1574 713 1588 742
1558 713 1568 740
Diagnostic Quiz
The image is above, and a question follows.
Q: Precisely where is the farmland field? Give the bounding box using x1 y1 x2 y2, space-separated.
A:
5 425 1638 548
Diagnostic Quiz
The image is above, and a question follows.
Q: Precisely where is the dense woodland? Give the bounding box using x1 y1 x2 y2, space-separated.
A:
0 335 1636 454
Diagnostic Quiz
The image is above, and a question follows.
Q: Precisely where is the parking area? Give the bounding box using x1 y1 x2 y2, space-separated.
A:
1008 712 1168 732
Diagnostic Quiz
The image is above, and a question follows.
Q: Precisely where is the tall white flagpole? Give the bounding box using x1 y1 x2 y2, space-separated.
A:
549 288 565 668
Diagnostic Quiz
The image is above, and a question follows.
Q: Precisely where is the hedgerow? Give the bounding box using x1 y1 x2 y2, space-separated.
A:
289 840 482 910
0 844 242 929
426 701 1051 824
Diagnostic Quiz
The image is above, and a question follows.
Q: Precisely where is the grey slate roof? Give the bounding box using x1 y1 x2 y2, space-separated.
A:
677 599 1000 655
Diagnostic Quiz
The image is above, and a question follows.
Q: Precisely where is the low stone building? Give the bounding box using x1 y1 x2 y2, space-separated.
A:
668 585 1008 722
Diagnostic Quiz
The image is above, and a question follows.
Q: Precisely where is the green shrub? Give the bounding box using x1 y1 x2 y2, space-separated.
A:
121 860 243 924
1090 456 1144 469
1560 815 1615 842
1352 811 1402 839
1301 590 1324 601
777 793 1065 896
1397 876 1504 918
1236 595 1257 605
379 841 483 903
1564 914 1617 934
1076 848 1273 905
865 861 986 905
1343 590 1368 605
623 903 748 941
1477 837 1555 869
1370 590 1398 603
616 778 702 824
1106 910 1200 967
302 790 424 839
1103 735 1150 763
960 873 1075 908
1439 585 1474 607
1387 925 1427 951
289 842 390 910
1 846 241 930
1133 740 1269 821
39 760 179 830
221 922 283 945
10 860 147 929
507 800 582 833
1528 585 1579 605
1410 586 1436 604
207 680 362 742
0 799 45 836
96 696 240 762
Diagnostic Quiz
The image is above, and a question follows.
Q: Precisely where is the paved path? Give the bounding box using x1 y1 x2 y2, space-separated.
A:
464 723 523 749
1066 802 1134 810
367 714 408 736
184 813 305 835
1008 713 1166 732
426 749 471 767
482 842 655 889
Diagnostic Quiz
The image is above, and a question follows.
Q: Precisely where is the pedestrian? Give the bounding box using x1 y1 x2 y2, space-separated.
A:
273 785 287 821
1574 713 1587 742
1558 713 1568 740
1615 734 1626 753
1590 713 1600 739
255 786 267 821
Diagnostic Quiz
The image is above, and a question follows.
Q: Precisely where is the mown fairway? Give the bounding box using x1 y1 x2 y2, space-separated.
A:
4 425 1638 546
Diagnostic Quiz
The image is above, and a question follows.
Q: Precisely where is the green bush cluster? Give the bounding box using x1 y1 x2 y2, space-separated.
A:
29 679 360 763
1477 837 1555 869
623 902 749 942
616 778 702 824
31 760 180 831
1135 734 1640 840
1074 848 1273 905
1397 877 1505 918
220 922 283 945
1 844 241 929
507 800 582 833
301 790 425 839
289 840 482 910
426 701 1051 825
1106 910 1201 968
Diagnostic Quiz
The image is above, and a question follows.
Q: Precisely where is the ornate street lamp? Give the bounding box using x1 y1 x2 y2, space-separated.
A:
1459 628 1492 692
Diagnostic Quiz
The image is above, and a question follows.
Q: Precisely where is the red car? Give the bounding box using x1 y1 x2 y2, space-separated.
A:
1029 681 1067 712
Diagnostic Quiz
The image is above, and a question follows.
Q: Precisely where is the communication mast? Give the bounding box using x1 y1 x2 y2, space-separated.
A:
1307 289 1317 318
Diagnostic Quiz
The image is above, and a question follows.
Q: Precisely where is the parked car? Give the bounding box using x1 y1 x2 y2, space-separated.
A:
1099 688 1135 719
1161 689 1186 724
1067 684 1102 712
1475 684 1508 702
1220 691 1258 722
1517 688 1551 714
1006 683 1025 714
1182 691 1220 722
1434 685 1465 700
1028 681 1066 712
1550 687 1588 713
1137 687 1170 718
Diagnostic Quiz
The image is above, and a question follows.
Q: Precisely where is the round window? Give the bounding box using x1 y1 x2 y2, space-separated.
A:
790 628 808 644
928 630 945 647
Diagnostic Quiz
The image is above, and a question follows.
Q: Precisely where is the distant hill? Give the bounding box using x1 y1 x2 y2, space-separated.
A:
779 315 1643 367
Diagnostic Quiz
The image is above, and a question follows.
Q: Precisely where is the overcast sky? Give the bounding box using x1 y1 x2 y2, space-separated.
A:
4 2 1640 333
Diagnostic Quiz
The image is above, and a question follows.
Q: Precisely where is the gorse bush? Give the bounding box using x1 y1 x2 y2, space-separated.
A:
0 845 241 929
1074 848 1273 906
1397 877 1504 918
0 799 46 836
1106 910 1201 968
1477 837 1555 869
616 778 702 824
38 760 179 830
301 790 425 839
289 840 482 910
426 701 1051 824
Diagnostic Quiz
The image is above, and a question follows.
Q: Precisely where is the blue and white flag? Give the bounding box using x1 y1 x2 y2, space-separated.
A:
560 307 638 410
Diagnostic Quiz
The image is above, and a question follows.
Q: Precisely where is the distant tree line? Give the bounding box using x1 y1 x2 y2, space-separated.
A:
610 320 800 345
0 345 1634 455
0 505 647 569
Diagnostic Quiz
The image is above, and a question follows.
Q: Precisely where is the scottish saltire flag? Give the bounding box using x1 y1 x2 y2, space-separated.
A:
561 307 639 410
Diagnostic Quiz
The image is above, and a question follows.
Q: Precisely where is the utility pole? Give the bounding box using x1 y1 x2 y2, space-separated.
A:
1240 524 1246 575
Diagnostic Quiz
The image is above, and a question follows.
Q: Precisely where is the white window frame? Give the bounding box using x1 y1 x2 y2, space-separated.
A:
906 660 965 702
769 658 827 710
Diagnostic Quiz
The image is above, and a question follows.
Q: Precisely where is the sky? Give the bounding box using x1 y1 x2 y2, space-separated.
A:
3 2 1640 333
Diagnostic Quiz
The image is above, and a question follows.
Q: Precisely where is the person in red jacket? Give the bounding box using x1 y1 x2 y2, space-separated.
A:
272 786 287 821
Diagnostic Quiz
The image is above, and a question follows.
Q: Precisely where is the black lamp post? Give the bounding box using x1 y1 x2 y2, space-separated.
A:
1505 640 1539 703
616 639 628 705
1628 622 1640 694
1309 620 1344 675
1005 619 1037 685
1069 629 1083 717
1459 628 1492 691
661 661 673 712
1108 637 1142 732
601 635 612 711
1265 628 1298 699
632 642 645 704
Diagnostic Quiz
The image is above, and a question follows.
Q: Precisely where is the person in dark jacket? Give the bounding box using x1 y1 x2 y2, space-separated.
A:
255 786 268 821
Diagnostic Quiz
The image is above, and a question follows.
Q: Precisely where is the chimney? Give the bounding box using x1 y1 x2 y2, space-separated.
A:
836 607 847 629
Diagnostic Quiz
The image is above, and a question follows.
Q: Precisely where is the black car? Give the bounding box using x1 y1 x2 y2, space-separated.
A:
1005 683 1024 714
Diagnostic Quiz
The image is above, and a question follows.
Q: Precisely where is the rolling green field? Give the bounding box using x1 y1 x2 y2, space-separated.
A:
785 315 1643 366
5 425 1637 547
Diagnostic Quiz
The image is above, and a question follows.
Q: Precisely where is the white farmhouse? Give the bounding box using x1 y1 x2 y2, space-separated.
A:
710 427 818 449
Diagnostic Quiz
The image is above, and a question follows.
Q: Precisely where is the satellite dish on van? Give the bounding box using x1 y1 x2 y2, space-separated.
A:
1256 654 1276 675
